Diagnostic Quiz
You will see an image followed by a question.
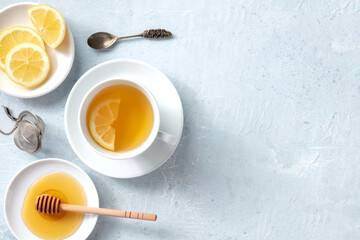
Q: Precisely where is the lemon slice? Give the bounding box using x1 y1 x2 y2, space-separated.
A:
89 98 121 151
0 26 45 70
27 4 66 48
5 43 50 88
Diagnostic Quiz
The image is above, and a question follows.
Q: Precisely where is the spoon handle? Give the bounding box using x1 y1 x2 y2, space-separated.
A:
60 203 157 221
116 33 143 40
116 29 172 40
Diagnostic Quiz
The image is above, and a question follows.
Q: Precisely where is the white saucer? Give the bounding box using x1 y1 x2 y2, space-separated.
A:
4 158 99 240
0 2 75 98
64 59 183 178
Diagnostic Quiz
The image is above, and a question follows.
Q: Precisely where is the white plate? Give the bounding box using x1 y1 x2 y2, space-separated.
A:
0 2 75 98
64 59 184 178
4 158 99 240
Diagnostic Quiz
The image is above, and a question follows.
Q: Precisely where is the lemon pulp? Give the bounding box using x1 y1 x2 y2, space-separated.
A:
5 43 50 88
0 26 44 70
27 4 66 48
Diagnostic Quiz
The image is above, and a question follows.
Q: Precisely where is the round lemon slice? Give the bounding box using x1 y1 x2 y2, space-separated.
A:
27 4 66 49
5 43 50 88
0 26 45 70
88 98 121 151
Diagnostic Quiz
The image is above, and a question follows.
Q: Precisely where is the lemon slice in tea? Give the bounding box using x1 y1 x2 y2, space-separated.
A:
88 98 121 151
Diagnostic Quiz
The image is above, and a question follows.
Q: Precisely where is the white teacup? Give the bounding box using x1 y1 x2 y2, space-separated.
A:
79 79 175 160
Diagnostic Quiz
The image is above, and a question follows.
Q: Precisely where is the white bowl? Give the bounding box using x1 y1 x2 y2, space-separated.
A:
0 2 75 98
4 158 99 240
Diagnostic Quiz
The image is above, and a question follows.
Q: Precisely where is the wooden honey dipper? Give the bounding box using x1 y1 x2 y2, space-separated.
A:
35 194 157 221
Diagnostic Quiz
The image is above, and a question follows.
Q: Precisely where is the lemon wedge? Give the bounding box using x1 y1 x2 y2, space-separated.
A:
27 4 66 48
5 43 50 88
88 98 121 151
0 26 45 70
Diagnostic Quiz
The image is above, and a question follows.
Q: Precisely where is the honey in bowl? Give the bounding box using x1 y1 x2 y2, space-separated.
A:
86 84 154 152
22 172 87 240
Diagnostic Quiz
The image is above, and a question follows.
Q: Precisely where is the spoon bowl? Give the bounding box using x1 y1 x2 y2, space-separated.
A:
87 32 117 49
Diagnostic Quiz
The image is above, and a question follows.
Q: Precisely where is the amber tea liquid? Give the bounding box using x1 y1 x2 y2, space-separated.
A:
86 84 154 152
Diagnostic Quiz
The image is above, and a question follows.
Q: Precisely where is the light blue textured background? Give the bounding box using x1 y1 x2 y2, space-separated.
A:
1 0 360 239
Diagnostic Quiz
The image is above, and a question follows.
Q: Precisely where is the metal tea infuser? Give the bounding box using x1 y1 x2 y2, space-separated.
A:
0 106 45 153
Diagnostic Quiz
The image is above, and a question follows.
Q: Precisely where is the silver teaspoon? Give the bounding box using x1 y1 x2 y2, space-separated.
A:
87 29 172 49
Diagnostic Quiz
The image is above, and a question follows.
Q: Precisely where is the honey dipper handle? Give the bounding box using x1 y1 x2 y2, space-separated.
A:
59 204 157 221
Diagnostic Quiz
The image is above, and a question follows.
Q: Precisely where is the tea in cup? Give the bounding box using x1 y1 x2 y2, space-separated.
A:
79 79 174 159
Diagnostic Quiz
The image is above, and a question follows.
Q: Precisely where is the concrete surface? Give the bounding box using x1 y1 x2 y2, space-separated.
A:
1 0 360 239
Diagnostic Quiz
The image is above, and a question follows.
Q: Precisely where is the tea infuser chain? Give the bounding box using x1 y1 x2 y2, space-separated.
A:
0 124 18 135
3 105 17 121
0 106 19 135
